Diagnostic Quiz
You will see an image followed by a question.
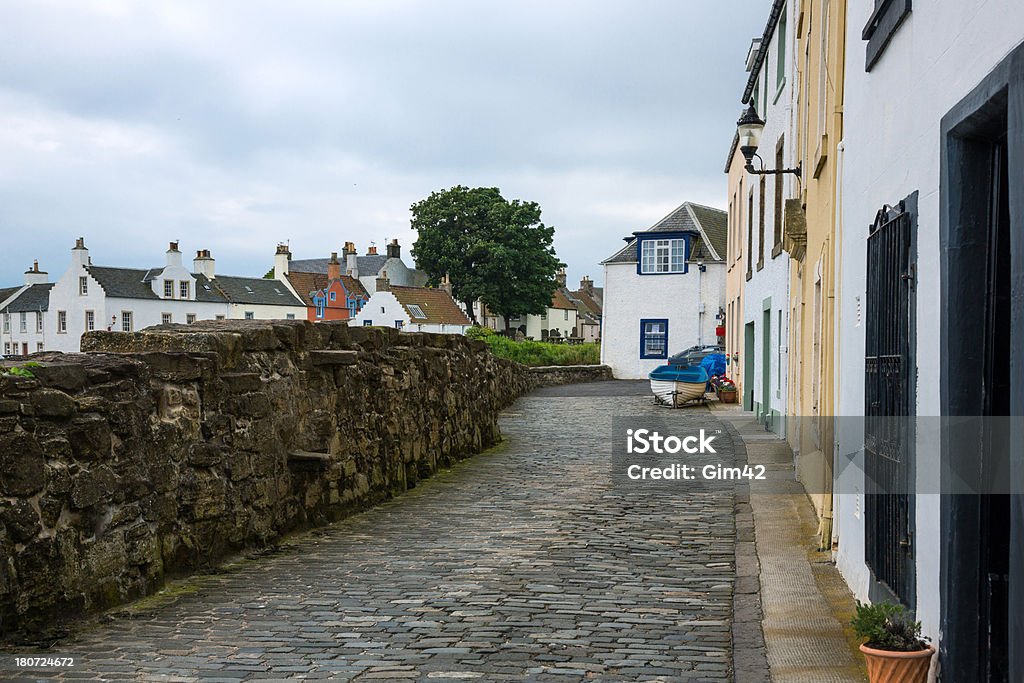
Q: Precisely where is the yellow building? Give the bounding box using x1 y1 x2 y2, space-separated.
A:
786 0 846 546
724 135 748 401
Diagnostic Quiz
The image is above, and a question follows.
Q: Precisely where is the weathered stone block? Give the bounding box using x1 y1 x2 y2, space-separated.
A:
310 350 359 366
0 432 45 496
0 499 41 542
69 466 117 509
31 389 78 418
188 443 222 467
68 416 112 461
29 364 89 393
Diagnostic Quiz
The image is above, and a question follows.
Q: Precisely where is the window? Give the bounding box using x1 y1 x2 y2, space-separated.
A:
19 312 26 333
863 0 911 72
244 312 254 320
36 343 43 352
380 306 385 314
3 342 8 355
164 280 174 298
776 8 786 89
162 313 172 325
36 313 42 333
85 310 95 331
640 319 669 359
394 320 404 329
757 177 766 270
215 315 225 320
407 304 426 319
186 313 196 324
58 311 67 333
79 276 88 296
121 311 133 332
2 313 8 333
329 291 336 302
640 238 686 274
363 320 373 326
285 313 295 320
180 281 190 299
774 136 784 252
747 189 754 280
564 309 569 320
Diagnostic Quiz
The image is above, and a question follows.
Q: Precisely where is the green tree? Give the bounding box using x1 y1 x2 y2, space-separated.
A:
410 186 562 328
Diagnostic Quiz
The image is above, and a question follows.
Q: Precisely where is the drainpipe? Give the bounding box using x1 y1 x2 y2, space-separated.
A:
825 138 846 554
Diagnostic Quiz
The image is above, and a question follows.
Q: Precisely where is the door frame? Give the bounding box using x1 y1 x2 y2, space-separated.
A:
939 40 1024 682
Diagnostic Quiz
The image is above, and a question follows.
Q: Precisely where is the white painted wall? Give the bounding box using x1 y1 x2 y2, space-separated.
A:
359 257 417 295
349 291 468 334
601 261 725 380
740 0 796 435
834 0 1024 651
225 302 306 321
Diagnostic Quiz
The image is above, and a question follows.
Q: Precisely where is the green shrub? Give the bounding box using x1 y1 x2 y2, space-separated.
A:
2 366 36 378
481 335 600 366
465 325 497 340
851 600 929 651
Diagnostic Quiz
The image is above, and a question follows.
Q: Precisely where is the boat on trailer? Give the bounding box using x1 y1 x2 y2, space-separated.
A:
648 364 709 407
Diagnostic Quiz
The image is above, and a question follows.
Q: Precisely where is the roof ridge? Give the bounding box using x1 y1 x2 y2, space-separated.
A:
684 204 723 262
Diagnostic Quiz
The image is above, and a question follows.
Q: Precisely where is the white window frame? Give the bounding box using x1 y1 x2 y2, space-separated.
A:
58 310 67 334
2 312 8 334
164 280 174 298
161 312 172 325
79 276 88 296
85 310 95 332
179 281 190 299
19 312 26 333
122 311 133 333
186 313 196 324
36 312 43 333
640 238 686 274
244 311 254 320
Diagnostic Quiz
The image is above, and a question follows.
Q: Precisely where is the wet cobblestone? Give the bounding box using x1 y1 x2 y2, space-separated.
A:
4 383 737 681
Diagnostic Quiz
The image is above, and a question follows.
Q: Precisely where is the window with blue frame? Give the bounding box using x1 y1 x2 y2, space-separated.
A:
640 238 686 274
363 320 373 326
329 291 336 302
640 319 669 359
394 320 403 329
313 294 326 319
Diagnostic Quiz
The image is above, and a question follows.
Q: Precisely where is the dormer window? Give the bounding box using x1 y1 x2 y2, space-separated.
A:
164 280 174 298
639 237 687 274
180 281 190 299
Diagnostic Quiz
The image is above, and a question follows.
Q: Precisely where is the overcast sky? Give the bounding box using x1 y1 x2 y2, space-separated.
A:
0 1 769 288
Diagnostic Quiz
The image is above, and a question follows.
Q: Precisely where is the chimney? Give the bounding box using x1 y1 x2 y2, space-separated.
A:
555 268 567 288
327 252 341 280
579 276 593 295
193 249 215 279
71 236 89 268
166 241 183 268
386 239 401 259
24 260 48 286
439 273 452 295
274 243 291 280
367 245 378 256
344 241 359 279
376 270 390 292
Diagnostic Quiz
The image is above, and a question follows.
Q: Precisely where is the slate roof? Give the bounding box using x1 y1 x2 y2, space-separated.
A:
84 265 302 306
0 286 22 307
601 202 728 265
213 275 303 306
2 283 54 313
569 289 602 317
389 286 472 326
290 255 389 276
285 272 368 307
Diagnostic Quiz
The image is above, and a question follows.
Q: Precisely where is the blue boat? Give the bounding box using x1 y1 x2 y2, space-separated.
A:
648 364 710 407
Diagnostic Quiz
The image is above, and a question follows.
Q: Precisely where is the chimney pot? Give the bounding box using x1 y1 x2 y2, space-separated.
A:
327 252 342 281
376 270 390 292
168 241 179 252
74 237 86 250
367 245 378 256
386 239 401 259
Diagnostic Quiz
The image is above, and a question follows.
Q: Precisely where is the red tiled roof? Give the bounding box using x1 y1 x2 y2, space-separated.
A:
551 288 577 310
285 272 367 306
389 286 472 326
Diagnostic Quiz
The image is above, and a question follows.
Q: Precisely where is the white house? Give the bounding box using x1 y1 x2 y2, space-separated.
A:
0 262 53 357
737 1 797 436
350 274 472 334
600 201 727 380
473 271 582 341
1 238 308 353
833 2 1024 678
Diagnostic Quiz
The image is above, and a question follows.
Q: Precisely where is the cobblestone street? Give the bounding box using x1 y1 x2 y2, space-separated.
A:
6 381 744 682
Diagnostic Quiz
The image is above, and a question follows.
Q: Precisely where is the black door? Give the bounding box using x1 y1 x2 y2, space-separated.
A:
863 200 916 607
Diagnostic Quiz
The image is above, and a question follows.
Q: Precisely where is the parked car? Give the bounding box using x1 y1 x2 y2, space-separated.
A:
668 344 725 367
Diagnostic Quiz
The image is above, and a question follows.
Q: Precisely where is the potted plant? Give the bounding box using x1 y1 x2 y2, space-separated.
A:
716 377 738 403
851 601 934 683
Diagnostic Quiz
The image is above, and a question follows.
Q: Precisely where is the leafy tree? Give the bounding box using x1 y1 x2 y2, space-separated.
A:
410 186 562 328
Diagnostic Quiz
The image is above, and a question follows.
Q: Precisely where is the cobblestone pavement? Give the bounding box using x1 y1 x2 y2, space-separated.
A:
5 382 740 682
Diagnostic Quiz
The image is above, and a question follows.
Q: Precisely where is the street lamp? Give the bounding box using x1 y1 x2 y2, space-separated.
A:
736 104 801 178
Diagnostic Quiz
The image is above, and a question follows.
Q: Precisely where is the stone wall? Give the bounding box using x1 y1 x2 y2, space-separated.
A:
0 321 538 634
527 364 614 386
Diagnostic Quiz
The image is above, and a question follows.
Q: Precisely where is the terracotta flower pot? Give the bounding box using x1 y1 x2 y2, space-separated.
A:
717 388 738 403
860 643 934 683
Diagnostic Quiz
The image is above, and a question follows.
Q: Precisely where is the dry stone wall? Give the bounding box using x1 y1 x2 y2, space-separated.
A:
0 320 550 634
